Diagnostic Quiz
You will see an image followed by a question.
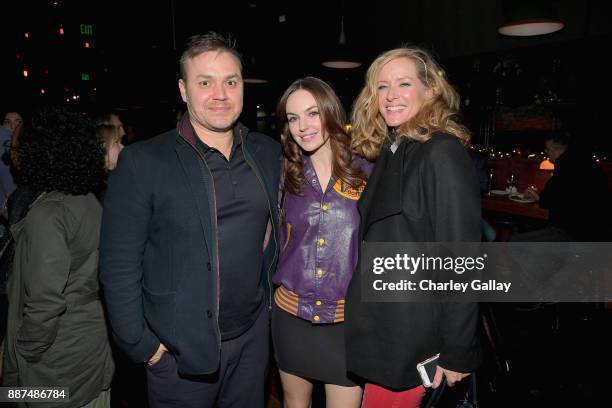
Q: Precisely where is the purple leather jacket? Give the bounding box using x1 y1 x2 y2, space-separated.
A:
273 155 372 324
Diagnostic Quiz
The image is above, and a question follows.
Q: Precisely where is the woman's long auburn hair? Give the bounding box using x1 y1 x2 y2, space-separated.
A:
277 77 367 195
351 46 471 161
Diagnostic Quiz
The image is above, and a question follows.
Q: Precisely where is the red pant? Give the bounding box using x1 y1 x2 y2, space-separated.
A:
361 383 426 408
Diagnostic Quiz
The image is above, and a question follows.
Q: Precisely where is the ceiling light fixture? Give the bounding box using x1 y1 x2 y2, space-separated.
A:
498 0 564 37
322 14 361 69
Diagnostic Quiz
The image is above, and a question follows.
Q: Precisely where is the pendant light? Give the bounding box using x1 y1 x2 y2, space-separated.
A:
322 12 361 69
498 0 564 37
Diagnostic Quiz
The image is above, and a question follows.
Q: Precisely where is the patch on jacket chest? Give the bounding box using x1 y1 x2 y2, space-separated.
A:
333 179 366 200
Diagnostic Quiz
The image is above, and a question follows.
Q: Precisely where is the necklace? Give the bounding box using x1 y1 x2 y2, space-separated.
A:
387 129 398 154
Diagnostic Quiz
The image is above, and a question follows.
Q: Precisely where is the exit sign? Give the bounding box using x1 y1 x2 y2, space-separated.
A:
81 73 90 81
80 24 93 35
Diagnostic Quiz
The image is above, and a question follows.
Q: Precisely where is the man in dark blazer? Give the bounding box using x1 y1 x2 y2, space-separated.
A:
99 32 280 408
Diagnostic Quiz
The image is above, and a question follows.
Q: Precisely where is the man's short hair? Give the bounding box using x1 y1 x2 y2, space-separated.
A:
179 32 242 79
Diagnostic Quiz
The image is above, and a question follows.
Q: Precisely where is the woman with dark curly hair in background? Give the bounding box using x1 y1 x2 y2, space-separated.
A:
2 106 114 407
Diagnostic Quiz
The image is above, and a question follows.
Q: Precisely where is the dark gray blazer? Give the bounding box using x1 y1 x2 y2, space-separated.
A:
100 124 280 375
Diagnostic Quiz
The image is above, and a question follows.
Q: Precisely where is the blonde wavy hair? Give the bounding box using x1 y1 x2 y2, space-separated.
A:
351 46 470 161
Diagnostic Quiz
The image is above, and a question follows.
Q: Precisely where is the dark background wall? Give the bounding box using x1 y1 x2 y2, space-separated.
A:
1 0 610 150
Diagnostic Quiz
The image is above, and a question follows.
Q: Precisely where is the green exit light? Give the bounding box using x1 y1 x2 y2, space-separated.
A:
81 73 90 81
80 24 93 35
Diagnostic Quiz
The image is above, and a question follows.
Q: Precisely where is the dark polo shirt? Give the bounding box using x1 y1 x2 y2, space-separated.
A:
195 131 269 340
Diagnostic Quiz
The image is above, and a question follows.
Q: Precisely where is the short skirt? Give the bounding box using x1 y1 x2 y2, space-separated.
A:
271 303 358 387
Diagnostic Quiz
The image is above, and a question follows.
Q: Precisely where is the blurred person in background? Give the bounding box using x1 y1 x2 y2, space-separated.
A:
0 110 25 368
95 112 126 144
1 112 23 134
2 106 114 407
523 131 611 241
1 111 24 204
96 123 125 172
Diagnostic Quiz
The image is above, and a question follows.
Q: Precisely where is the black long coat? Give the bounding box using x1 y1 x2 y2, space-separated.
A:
345 133 482 390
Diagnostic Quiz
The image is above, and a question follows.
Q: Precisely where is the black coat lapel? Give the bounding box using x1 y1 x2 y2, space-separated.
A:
359 146 404 232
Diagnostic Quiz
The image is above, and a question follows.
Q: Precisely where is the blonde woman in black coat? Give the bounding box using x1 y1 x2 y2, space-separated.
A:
345 46 481 408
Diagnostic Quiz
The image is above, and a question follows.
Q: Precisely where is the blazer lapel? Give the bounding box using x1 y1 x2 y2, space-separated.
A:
174 141 214 259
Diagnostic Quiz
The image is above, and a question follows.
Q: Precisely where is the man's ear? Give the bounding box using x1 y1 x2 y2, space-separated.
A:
178 79 187 103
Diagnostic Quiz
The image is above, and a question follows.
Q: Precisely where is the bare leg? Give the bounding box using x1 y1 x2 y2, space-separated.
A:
279 369 313 408
325 383 363 408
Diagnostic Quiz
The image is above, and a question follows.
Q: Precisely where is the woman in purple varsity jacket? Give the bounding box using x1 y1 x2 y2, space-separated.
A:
272 77 372 408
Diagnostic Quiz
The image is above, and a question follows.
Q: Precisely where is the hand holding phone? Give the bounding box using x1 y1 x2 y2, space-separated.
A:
416 353 440 387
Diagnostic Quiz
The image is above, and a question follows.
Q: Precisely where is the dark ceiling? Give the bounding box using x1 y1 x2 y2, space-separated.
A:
2 0 611 129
